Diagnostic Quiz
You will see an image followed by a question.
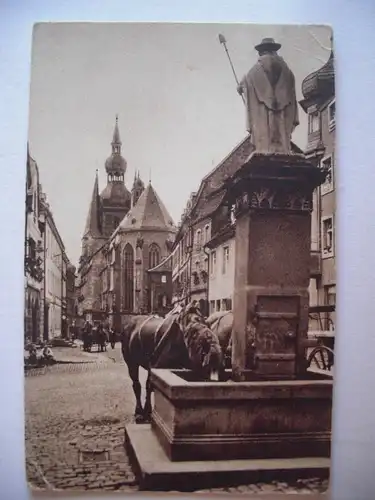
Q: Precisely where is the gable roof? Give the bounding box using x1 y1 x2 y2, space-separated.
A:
117 182 177 233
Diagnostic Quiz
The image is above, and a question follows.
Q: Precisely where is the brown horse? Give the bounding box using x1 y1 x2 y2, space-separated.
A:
121 302 224 423
206 310 233 367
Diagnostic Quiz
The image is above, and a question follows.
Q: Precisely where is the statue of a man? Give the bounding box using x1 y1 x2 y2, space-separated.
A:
238 38 299 154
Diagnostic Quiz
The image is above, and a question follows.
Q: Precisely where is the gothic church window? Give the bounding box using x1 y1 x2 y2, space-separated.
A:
149 243 160 269
123 244 134 312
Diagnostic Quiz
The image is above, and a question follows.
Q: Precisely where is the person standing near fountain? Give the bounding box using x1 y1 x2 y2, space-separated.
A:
237 37 299 154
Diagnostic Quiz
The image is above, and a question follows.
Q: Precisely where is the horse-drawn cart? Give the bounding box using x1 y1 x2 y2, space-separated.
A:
306 305 335 372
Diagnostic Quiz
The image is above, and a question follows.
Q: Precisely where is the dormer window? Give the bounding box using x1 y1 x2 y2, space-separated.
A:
328 99 336 131
308 110 320 134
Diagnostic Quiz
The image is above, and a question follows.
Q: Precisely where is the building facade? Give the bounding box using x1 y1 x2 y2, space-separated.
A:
24 148 44 342
24 146 73 342
205 223 236 315
65 263 76 336
39 194 68 340
300 47 336 331
76 117 176 329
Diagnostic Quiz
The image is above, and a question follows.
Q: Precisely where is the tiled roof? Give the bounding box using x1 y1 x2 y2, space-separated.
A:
191 135 253 223
118 182 177 233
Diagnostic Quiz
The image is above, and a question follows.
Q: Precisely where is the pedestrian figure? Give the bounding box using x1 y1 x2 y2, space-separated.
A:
82 320 93 352
109 327 116 349
25 339 38 365
42 343 55 365
96 322 107 352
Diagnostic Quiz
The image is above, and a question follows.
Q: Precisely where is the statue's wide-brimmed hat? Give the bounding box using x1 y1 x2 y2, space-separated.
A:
255 37 281 52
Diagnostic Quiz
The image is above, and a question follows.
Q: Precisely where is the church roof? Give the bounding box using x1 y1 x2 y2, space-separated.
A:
118 182 176 233
100 182 131 207
83 171 101 238
132 170 145 191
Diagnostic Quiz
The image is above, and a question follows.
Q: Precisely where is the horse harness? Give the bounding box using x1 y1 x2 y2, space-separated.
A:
137 315 176 367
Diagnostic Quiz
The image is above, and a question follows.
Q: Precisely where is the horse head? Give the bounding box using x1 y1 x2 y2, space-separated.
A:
175 301 224 381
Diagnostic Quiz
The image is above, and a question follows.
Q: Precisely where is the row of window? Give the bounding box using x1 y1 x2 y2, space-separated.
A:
173 224 211 271
308 99 335 135
209 298 232 314
195 224 210 249
210 245 230 276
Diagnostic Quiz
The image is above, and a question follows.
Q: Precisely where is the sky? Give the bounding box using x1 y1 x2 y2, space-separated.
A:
28 23 332 266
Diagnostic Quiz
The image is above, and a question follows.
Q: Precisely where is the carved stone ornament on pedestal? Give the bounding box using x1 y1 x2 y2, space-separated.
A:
234 186 313 218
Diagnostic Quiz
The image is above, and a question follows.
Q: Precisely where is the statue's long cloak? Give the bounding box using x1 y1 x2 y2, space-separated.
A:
240 54 299 153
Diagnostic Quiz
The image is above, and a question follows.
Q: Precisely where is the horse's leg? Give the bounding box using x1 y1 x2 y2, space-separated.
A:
128 363 144 423
143 369 153 422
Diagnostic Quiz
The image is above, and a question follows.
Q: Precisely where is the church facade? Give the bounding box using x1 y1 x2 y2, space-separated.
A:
75 117 176 328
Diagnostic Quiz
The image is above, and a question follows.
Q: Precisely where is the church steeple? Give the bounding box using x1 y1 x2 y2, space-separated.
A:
131 170 145 207
111 114 121 154
105 115 127 182
83 170 101 238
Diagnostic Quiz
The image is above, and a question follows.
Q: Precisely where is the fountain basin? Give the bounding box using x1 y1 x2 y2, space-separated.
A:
151 368 333 462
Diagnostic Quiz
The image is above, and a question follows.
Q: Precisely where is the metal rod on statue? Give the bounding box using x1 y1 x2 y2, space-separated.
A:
218 34 245 104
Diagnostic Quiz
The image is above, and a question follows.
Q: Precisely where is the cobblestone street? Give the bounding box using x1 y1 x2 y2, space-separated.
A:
25 345 329 495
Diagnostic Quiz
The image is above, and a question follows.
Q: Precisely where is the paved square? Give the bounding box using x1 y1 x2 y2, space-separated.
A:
25 345 329 494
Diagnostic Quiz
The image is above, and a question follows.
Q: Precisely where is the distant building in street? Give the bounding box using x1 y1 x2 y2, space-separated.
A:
65 263 76 336
39 192 69 340
76 116 176 328
25 147 73 342
300 47 336 330
24 147 44 342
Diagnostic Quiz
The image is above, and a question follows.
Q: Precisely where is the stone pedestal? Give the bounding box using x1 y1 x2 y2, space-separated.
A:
228 152 326 381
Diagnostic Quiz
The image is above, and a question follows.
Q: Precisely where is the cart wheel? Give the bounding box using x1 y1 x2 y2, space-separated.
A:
307 346 334 371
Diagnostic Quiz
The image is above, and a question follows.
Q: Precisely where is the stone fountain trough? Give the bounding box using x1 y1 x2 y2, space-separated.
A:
151 368 332 462
125 368 332 490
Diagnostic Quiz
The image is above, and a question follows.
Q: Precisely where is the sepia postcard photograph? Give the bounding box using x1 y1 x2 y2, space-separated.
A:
24 22 335 496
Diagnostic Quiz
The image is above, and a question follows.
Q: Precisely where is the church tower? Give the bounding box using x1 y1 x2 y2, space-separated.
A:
81 170 103 259
100 115 131 237
131 170 145 207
